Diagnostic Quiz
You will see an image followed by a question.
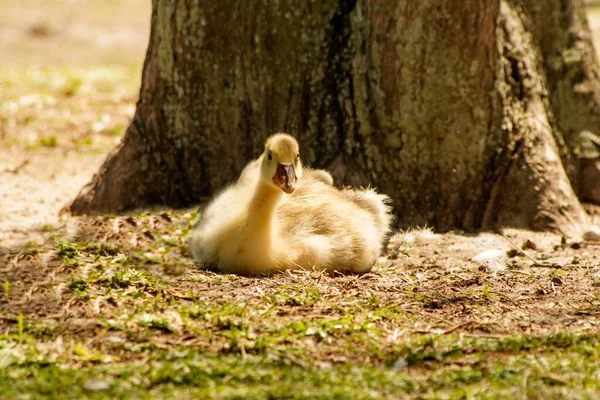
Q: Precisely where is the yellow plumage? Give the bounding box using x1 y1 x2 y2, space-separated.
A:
189 133 392 275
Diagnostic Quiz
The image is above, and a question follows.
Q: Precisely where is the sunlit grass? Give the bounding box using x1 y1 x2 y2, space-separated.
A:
1 330 599 399
0 65 140 151
1 209 599 398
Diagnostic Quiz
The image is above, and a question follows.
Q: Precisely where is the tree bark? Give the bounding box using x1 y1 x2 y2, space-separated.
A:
522 0 600 202
485 0 589 235
70 0 598 238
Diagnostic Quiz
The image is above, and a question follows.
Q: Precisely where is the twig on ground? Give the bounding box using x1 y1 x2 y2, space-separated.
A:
501 233 540 264
508 269 532 276
530 263 563 269
442 321 477 334
501 232 562 268
2 159 30 174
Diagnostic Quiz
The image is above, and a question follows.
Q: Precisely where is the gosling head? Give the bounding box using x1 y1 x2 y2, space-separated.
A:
260 133 303 194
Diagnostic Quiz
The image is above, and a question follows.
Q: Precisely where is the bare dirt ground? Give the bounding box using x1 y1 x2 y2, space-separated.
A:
0 0 147 248
0 0 150 66
2 2 600 398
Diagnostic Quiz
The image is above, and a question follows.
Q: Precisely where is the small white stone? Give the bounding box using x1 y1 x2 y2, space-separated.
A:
392 357 408 371
472 249 507 274
106 336 126 344
472 249 506 263
83 380 110 392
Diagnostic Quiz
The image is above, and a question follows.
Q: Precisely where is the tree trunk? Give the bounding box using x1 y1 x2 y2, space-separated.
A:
522 0 600 203
70 0 598 238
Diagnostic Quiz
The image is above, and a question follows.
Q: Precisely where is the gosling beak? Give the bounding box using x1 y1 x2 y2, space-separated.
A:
274 163 296 194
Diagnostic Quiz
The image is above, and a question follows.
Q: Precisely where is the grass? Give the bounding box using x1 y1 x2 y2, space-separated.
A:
0 65 140 152
1 211 599 398
1 331 599 399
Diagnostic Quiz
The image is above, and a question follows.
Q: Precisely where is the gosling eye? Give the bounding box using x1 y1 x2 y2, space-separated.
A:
296 152 300 159
267 151 272 161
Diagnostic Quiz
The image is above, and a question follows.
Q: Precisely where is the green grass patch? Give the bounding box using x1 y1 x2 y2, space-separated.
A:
1 332 599 399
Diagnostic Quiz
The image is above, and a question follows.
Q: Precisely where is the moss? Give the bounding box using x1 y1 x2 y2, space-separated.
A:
156 0 175 83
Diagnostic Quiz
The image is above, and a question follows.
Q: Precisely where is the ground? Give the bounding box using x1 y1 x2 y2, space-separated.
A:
1 1 600 399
